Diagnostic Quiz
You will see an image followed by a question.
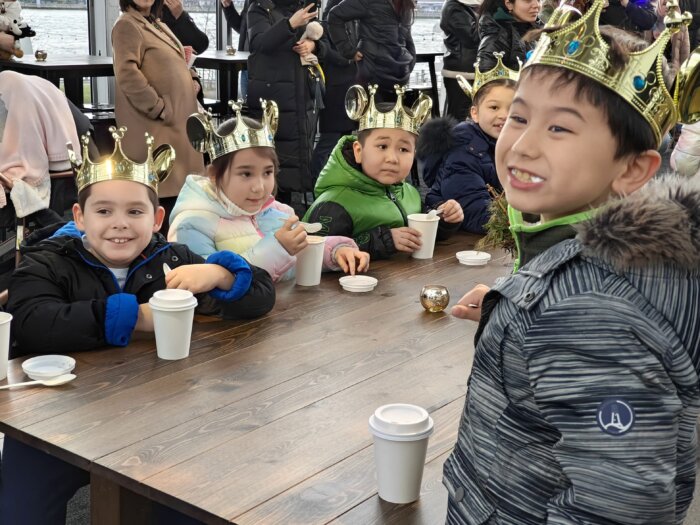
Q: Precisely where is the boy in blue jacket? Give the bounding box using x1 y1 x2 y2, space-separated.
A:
417 53 517 234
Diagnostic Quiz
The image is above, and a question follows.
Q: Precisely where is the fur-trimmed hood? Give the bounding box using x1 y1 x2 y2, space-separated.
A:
577 175 700 272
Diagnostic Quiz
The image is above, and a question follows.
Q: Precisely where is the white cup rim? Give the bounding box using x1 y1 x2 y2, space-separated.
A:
369 416 435 441
0 312 13 324
149 297 198 311
407 213 440 223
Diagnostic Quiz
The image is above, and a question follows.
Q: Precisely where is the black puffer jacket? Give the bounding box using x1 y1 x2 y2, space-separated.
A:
7 223 275 357
441 0 480 74
319 0 357 134
161 6 209 54
599 0 655 33
477 11 538 70
247 0 327 193
223 0 252 51
328 0 416 90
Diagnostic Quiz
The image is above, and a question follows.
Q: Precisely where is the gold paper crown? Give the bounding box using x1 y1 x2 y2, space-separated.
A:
68 126 175 194
457 52 521 100
676 45 700 124
187 100 278 162
525 0 692 146
345 84 432 135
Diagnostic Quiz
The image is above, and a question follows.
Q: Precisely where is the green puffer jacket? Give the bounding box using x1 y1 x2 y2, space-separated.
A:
304 135 423 259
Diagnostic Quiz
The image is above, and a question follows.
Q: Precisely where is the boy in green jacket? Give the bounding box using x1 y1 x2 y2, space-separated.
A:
304 85 464 259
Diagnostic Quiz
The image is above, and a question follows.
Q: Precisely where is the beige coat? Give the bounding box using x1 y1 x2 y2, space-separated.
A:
112 8 203 198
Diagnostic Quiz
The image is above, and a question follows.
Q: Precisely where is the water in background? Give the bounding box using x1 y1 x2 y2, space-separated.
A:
23 8 444 99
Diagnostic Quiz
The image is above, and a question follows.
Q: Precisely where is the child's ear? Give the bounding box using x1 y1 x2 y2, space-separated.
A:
352 140 363 164
153 206 166 233
206 164 216 180
611 149 661 196
470 105 479 124
72 203 85 230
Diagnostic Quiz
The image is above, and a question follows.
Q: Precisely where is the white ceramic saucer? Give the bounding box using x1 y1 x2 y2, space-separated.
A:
22 355 76 381
339 275 378 293
456 251 491 266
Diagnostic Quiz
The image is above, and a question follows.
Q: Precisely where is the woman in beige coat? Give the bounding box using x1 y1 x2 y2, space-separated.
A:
112 0 204 228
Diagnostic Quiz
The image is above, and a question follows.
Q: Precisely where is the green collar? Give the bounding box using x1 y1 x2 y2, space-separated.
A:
508 206 595 272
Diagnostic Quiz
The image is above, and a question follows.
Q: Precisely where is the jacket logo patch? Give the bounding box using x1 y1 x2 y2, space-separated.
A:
597 398 635 436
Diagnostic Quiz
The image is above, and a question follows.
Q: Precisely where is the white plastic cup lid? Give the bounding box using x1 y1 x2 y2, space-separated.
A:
339 275 378 288
22 354 76 380
368 403 434 441
150 289 197 309
407 213 440 222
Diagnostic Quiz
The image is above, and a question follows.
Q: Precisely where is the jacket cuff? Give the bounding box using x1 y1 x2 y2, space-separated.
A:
105 293 139 347
206 250 253 301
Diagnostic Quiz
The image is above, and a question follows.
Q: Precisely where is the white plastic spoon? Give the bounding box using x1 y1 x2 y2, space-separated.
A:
0 373 77 390
277 218 323 233
163 263 172 276
427 209 444 218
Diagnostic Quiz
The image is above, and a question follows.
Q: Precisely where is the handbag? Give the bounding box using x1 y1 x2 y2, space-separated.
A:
307 63 326 112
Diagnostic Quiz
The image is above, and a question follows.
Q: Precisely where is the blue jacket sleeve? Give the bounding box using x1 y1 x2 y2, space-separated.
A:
104 293 139 347
206 250 253 301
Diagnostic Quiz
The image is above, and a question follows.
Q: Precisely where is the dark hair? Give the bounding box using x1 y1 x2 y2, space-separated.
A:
393 0 416 21
78 183 160 211
479 0 506 16
208 117 280 189
472 78 516 107
519 25 663 158
119 0 163 16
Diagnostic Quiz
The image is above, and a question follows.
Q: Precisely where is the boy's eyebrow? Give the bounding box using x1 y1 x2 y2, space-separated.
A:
90 200 150 207
512 97 586 121
373 135 413 146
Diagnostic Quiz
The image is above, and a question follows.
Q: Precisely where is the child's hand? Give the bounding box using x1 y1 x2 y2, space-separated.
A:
166 264 234 295
135 303 154 332
439 200 464 224
335 247 370 275
391 227 422 253
275 216 308 255
451 284 490 321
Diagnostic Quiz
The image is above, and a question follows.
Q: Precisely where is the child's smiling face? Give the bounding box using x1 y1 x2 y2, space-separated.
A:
495 72 660 222
73 180 164 268
471 84 515 139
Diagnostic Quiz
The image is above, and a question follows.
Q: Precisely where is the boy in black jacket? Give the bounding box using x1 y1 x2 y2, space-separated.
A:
1 130 275 525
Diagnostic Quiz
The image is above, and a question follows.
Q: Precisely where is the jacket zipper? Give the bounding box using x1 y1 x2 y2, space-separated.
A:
386 188 408 226
250 216 264 237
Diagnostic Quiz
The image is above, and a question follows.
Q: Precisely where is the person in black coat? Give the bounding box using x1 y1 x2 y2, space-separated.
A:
600 0 655 33
477 0 540 70
247 0 326 207
328 0 416 96
160 0 209 54
441 0 480 121
221 0 252 99
310 0 359 183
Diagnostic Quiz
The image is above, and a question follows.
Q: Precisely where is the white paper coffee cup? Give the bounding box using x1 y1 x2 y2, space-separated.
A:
0 312 12 381
407 213 440 259
295 235 326 286
149 290 198 360
368 403 434 504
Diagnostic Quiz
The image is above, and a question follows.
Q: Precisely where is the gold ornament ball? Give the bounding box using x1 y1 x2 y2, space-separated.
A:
226 46 237 55
35 50 48 62
420 285 450 312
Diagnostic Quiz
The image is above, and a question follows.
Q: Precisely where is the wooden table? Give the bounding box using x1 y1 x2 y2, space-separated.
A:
0 234 511 524
0 54 114 109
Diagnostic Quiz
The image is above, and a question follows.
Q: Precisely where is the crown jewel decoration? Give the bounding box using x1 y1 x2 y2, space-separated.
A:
457 52 521 100
345 85 432 135
187 99 278 162
525 0 692 145
68 126 175 194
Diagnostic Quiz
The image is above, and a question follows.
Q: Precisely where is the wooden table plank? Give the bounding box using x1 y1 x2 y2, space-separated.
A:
237 398 466 525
